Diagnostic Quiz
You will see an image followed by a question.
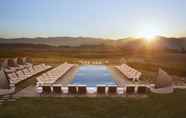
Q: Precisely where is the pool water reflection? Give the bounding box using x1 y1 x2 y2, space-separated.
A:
71 65 117 87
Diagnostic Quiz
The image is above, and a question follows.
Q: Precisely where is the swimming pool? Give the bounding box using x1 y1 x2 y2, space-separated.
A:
71 65 117 87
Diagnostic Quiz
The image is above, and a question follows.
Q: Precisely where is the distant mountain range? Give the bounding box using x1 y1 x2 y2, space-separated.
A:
0 37 107 47
0 36 186 51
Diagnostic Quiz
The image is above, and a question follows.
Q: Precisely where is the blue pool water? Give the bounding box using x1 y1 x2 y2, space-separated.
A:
71 65 117 87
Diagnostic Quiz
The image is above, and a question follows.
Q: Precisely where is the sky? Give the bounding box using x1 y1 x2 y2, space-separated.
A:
0 0 186 39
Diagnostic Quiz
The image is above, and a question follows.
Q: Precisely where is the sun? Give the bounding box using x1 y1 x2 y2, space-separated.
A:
136 25 161 41
140 31 157 39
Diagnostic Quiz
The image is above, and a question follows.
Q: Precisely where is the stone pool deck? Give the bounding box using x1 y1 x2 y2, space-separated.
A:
108 66 132 87
54 65 79 86
53 65 131 87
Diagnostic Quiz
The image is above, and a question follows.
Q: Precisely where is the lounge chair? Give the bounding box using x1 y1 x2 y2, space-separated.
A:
108 85 117 95
17 57 24 65
126 86 135 95
36 63 73 84
42 86 52 95
7 58 17 67
53 85 62 94
97 85 106 95
0 69 10 89
7 73 21 84
115 64 142 81
1 59 8 69
68 85 77 95
137 86 149 94
77 85 87 95
0 59 3 70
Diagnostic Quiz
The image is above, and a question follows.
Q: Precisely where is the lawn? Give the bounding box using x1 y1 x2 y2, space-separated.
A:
0 89 186 118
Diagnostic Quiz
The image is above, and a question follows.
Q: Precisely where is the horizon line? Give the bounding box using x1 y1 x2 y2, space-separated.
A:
1 35 186 40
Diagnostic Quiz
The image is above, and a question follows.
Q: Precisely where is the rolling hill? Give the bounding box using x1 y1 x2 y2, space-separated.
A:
0 36 185 51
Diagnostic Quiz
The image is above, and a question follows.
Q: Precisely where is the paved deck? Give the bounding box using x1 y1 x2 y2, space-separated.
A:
54 65 79 86
14 85 38 97
0 89 14 96
54 65 132 87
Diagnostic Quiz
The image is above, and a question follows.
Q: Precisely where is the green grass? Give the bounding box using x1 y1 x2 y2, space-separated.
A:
1 90 186 118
